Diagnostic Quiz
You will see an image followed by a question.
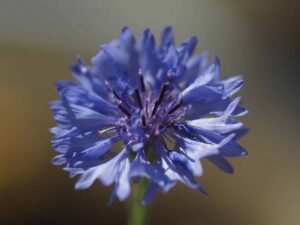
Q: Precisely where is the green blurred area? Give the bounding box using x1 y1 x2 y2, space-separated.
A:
0 0 299 225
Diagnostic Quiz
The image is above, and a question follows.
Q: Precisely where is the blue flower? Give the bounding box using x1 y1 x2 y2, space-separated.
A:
50 26 248 204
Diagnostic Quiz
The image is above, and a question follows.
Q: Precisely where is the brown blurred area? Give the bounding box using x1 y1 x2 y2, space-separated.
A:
0 0 299 225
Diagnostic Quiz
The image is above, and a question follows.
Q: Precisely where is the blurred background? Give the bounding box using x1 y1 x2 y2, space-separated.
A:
0 0 299 224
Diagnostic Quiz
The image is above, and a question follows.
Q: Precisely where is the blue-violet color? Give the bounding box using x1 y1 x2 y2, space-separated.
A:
50 26 248 204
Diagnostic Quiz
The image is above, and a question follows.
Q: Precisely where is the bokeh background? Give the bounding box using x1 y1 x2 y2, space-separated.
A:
0 0 299 224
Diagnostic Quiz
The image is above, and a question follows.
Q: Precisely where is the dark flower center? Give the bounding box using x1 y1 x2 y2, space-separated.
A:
100 69 186 150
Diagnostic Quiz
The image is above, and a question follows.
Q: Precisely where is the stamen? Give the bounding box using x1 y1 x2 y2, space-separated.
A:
155 126 160 135
117 100 131 118
135 89 143 108
142 116 146 126
167 70 174 80
168 99 183 114
157 83 169 105
104 80 112 91
151 83 169 116
112 91 121 100
139 69 146 93
104 80 121 100
98 126 116 135
166 122 173 128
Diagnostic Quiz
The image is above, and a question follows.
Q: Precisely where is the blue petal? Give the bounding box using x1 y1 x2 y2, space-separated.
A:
70 57 108 98
185 96 247 120
52 154 67 165
119 26 136 52
156 142 205 193
91 47 130 92
119 27 140 88
185 98 228 120
173 134 220 158
182 85 223 105
160 147 207 194
143 182 159 204
185 127 247 157
66 157 106 172
59 90 116 131
75 148 128 190
130 151 169 189
160 26 174 50
184 51 209 86
115 158 131 201
56 83 118 115
49 126 80 141
177 36 198 65
207 155 234 174
140 28 156 52
186 97 244 133
181 58 221 102
169 151 193 174
162 45 178 69
138 29 161 88
222 76 244 99
77 136 119 160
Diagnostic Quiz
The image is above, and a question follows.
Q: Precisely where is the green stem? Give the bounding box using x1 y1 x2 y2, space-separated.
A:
128 178 150 225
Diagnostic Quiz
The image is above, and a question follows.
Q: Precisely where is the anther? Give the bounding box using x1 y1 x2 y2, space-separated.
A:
155 126 160 135
112 91 121 100
104 80 112 91
142 116 146 126
135 89 143 108
151 83 169 116
168 99 183 114
98 126 116 135
139 69 146 93
117 100 131 118
104 80 121 100
167 70 174 80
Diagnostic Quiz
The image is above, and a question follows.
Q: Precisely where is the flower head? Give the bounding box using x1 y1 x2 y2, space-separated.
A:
50 26 248 204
